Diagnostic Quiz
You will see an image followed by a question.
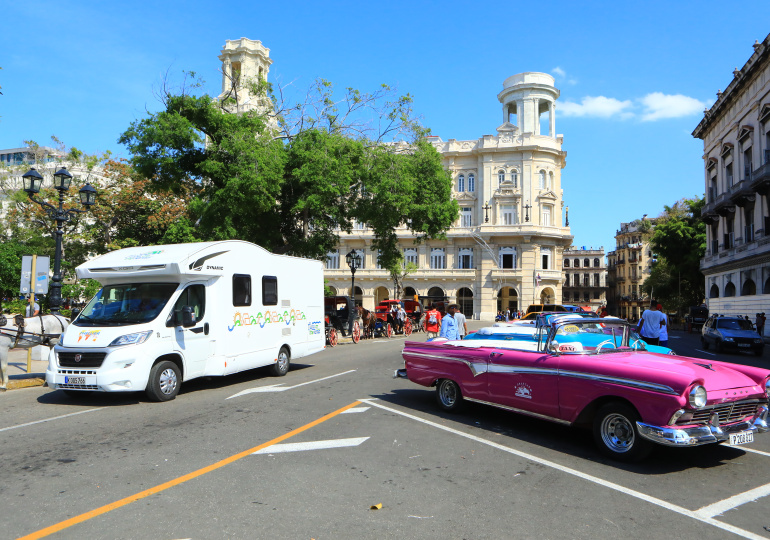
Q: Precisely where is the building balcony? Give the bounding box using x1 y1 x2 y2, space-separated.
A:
616 277 626 283
712 192 736 217
750 154 770 196
728 178 756 207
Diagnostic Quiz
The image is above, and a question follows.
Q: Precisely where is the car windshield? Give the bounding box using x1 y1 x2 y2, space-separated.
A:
549 320 632 355
717 319 753 331
74 283 179 327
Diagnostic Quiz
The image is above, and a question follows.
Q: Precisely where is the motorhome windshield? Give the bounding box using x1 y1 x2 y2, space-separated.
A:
74 283 179 327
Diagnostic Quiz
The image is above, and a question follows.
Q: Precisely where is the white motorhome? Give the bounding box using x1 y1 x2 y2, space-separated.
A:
46 241 325 401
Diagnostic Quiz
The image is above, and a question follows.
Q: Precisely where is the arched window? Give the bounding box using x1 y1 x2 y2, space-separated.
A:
511 170 518 187
574 258 580 268
564 259 570 268
709 284 719 298
724 282 736 297
765 277 770 294
498 170 505 186
594 258 600 267
468 174 475 192
548 171 554 189
742 279 756 296
538 170 546 189
457 175 465 192
584 258 590 267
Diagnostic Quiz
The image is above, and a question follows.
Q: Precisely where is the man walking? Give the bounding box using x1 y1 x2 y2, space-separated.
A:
439 304 460 340
756 313 766 337
637 301 666 346
453 305 468 339
424 304 442 338
657 304 669 347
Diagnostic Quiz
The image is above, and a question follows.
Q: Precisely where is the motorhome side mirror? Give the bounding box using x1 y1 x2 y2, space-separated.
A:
181 306 196 328
71 308 81 320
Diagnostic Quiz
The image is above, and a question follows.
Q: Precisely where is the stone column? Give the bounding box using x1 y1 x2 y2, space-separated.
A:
533 98 540 136
549 101 556 138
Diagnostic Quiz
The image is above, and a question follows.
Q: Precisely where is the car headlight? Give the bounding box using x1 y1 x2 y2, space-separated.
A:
724 337 734 342
754 339 763 344
109 330 153 347
689 385 708 408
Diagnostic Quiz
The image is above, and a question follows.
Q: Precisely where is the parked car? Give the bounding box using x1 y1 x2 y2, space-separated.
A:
701 316 764 356
397 317 769 461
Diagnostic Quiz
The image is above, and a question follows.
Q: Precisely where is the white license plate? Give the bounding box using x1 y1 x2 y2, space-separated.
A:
738 343 751 348
65 376 86 385
728 431 754 445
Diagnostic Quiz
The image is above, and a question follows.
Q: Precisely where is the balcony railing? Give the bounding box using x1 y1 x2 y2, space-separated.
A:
745 223 755 243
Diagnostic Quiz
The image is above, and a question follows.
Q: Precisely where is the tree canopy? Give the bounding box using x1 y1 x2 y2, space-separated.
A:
119 75 458 263
641 197 706 312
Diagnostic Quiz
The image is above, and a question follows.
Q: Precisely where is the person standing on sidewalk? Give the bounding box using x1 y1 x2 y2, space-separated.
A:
657 304 669 347
636 301 665 346
453 306 468 340
439 304 459 340
424 304 442 338
756 313 765 337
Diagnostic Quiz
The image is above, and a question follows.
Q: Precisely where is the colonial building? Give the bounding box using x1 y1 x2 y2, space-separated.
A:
694 33 770 317
325 73 573 320
606 217 656 321
562 246 607 312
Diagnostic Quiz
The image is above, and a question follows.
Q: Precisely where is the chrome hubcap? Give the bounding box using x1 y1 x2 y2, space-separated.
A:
439 381 456 406
601 413 635 453
277 351 288 370
159 368 178 395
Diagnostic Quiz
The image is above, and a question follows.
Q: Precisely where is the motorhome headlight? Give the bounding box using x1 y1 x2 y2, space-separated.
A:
109 330 152 347
689 385 708 409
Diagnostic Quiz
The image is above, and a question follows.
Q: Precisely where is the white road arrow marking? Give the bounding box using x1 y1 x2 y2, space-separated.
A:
341 406 370 414
226 370 356 399
253 437 369 454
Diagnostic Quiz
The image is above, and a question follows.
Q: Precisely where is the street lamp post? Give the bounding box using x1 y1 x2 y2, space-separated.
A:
21 167 97 314
524 202 531 222
483 201 491 223
344 249 362 334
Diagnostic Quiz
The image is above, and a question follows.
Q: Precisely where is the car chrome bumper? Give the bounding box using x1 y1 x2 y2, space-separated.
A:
393 368 408 379
636 406 769 447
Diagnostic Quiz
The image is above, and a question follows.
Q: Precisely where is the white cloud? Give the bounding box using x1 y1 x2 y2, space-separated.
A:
551 66 566 78
639 92 708 121
557 96 634 119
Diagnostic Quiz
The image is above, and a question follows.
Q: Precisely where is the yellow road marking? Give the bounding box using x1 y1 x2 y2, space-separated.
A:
19 400 362 540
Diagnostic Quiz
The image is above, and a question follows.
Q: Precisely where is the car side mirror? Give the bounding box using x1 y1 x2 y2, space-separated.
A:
71 307 81 320
548 340 560 354
181 306 196 328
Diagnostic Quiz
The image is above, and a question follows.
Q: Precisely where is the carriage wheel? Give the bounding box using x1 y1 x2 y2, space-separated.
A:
404 319 413 336
352 321 361 344
328 328 338 347
387 323 392 338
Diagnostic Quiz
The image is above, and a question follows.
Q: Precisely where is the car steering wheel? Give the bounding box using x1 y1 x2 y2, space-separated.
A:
596 339 616 350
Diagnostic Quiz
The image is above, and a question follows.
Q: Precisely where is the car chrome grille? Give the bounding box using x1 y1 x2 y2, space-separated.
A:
58 352 106 368
690 400 762 425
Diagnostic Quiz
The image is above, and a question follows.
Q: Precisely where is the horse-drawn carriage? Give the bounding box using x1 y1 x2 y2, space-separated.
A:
324 296 361 347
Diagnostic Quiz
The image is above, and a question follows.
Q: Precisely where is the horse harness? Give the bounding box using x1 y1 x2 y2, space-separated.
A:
0 313 67 348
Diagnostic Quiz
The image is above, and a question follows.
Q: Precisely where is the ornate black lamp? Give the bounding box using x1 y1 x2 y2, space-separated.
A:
345 249 362 334
21 167 97 314
483 201 491 223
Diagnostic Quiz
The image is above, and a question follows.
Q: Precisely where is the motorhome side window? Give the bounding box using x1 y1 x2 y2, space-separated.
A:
168 284 206 326
233 274 251 306
262 276 278 306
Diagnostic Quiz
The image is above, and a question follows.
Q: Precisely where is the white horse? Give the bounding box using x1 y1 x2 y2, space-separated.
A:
0 314 69 391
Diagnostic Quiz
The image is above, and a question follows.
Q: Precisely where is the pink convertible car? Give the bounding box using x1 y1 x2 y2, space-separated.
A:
397 317 770 461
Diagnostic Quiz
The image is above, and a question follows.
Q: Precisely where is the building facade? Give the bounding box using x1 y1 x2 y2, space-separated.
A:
694 33 770 317
606 217 656 321
325 73 573 320
562 246 607 312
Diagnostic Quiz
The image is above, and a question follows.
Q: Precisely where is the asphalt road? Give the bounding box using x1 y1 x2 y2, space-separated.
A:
2 328 770 540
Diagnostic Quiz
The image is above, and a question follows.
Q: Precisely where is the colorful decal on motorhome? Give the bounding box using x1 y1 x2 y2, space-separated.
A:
227 309 307 331
308 321 321 335
78 330 101 343
124 250 164 261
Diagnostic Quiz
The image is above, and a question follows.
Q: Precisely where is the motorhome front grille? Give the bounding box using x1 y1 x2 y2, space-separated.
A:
58 352 107 368
690 400 761 425
57 369 97 376
58 383 99 390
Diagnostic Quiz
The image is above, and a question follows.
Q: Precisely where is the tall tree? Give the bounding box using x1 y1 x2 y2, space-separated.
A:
642 197 706 312
119 75 458 263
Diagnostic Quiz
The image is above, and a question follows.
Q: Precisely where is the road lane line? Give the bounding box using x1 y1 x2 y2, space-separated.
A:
0 408 106 434
738 447 770 458
341 406 370 414
19 400 362 540
253 437 369 454
359 398 766 540
695 481 770 518
694 349 716 356
226 370 357 399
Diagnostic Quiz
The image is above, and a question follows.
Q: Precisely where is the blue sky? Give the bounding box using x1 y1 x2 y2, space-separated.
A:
2 1 769 253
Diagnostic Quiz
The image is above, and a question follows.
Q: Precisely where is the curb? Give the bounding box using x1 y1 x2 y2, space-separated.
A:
6 378 46 390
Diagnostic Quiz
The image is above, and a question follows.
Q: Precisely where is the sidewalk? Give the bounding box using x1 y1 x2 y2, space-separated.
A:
3 348 48 391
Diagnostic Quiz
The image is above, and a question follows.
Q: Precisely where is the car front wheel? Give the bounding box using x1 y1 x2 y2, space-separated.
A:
146 360 181 402
436 379 463 412
593 402 651 462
